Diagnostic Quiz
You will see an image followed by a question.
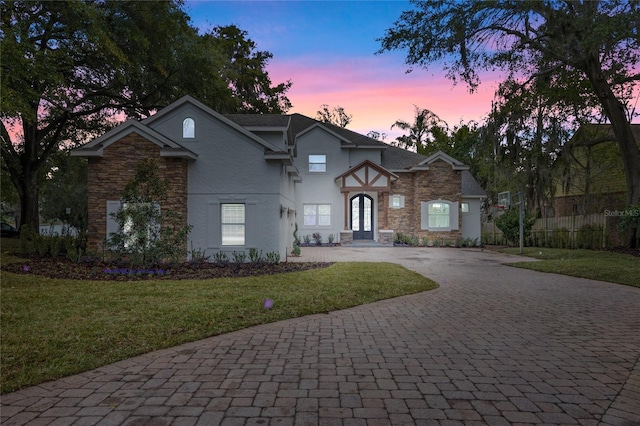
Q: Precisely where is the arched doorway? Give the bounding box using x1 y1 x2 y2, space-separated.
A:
350 194 374 240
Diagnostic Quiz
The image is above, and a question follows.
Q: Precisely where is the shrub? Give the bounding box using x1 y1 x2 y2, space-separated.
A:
232 251 247 263
212 251 229 266
312 232 322 245
576 224 603 249
265 251 280 264
394 232 418 246
105 159 192 268
303 234 311 244
617 204 640 248
291 223 301 256
248 248 263 263
494 208 535 246
327 233 335 244
189 244 210 263
19 228 87 261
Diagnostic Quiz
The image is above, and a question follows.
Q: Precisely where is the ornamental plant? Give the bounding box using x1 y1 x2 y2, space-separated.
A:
106 159 192 268
494 207 535 246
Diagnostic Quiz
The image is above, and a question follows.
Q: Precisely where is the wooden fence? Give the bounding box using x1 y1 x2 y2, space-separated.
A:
482 213 628 249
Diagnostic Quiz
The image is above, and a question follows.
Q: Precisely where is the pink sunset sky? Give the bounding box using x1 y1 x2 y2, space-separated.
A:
185 0 501 140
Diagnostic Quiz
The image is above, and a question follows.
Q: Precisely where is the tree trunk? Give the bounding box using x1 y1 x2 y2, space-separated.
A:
584 58 640 207
584 57 640 248
17 168 40 234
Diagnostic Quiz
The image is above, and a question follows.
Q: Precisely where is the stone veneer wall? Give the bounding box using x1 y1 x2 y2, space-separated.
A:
86 132 189 253
383 160 462 243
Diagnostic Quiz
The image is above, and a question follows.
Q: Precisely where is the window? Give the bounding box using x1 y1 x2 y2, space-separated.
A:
390 195 404 209
221 204 245 245
304 204 331 226
309 155 326 172
429 202 450 228
122 202 160 249
461 202 469 213
183 117 195 138
421 200 459 231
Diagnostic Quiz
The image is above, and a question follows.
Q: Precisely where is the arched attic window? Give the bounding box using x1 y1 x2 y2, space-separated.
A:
183 117 195 138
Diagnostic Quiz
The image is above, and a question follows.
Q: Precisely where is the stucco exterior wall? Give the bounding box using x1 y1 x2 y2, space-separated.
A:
461 198 483 241
349 149 381 167
295 127 350 242
147 106 291 259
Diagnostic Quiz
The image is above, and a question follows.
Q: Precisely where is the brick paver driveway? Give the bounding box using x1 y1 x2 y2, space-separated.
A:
2 247 639 425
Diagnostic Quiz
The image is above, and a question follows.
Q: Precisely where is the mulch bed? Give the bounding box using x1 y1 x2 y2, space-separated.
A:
2 256 333 281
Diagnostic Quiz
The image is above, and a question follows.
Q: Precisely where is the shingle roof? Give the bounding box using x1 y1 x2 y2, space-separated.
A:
462 170 487 197
224 114 290 128
381 145 426 170
222 110 485 196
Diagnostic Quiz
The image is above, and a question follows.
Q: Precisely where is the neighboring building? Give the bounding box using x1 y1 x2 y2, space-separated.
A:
72 96 486 259
553 124 639 216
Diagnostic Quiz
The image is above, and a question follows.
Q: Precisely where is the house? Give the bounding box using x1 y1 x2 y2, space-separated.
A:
72 96 485 259
553 124 640 216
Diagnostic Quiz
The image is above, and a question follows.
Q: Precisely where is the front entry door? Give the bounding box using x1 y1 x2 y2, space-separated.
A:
350 194 374 240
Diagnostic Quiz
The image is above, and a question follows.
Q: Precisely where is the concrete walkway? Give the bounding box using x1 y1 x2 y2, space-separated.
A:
2 247 639 425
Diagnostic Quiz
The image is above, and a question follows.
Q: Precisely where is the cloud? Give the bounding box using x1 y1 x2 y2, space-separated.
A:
268 54 498 139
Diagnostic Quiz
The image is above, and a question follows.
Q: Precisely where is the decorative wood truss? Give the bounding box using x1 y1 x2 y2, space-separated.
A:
335 160 398 230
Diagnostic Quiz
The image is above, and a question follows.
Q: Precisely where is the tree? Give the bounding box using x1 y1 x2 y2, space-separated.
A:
107 159 192 267
482 79 572 216
379 0 640 208
1 1 291 234
40 153 87 232
207 25 292 114
390 106 449 155
495 207 536 246
316 104 353 128
367 130 388 141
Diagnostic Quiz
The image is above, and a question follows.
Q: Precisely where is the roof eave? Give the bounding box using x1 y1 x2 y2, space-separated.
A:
70 149 103 157
160 149 198 160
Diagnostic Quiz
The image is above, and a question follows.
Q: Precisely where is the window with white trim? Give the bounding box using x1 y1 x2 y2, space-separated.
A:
183 117 195 138
221 203 245 245
428 202 450 228
303 204 331 226
461 202 469 213
390 195 404 209
121 202 160 249
421 200 459 231
308 155 326 172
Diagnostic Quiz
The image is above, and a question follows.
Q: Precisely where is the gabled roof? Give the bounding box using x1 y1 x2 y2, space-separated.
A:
569 123 640 148
143 95 285 154
224 114 290 130
334 159 398 182
462 171 486 198
70 120 197 159
381 145 427 170
412 151 470 171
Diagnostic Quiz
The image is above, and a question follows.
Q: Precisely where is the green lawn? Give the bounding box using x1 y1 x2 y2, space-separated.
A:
498 247 640 288
0 259 437 394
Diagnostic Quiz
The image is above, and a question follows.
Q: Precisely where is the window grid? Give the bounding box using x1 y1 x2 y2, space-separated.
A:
309 155 326 172
428 202 450 228
221 203 245 245
304 204 331 226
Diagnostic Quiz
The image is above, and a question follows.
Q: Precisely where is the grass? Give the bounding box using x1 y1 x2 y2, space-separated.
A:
497 247 640 288
0 257 437 394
